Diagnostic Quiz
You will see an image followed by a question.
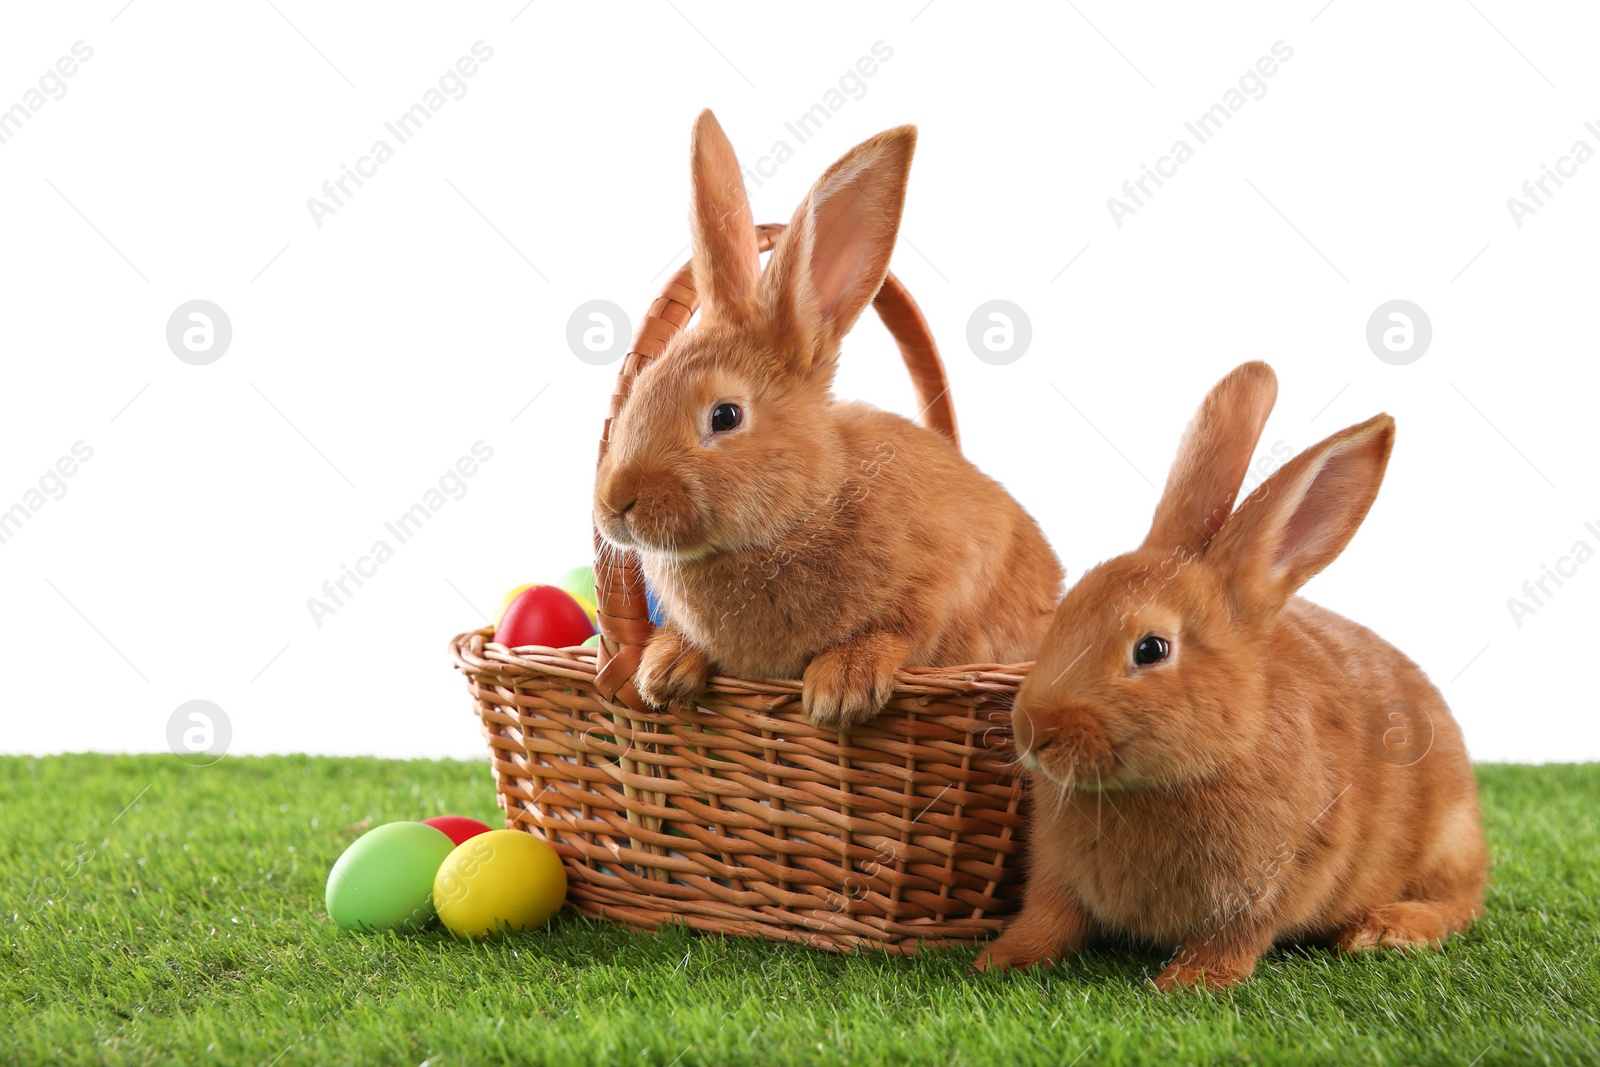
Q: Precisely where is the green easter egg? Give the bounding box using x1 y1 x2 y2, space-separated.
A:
325 821 455 932
558 567 596 611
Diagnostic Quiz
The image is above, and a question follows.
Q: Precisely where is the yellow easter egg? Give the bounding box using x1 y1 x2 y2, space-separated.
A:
495 582 597 626
494 584 539 626
432 829 567 938
569 592 598 625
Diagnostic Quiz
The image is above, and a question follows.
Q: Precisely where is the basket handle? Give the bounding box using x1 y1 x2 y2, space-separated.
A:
592 222 956 707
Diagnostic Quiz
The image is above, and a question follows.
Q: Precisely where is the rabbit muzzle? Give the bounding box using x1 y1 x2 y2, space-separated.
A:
1012 700 1118 789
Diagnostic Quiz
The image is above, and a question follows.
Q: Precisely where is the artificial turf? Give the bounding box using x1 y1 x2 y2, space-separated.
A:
2 754 1596 1066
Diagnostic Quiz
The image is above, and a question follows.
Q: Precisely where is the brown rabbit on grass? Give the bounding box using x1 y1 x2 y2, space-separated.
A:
977 361 1487 991
592 111 1063 728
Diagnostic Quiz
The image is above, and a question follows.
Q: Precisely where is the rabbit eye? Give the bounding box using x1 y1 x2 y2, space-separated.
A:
1134 635 1170 666
710 403 742 433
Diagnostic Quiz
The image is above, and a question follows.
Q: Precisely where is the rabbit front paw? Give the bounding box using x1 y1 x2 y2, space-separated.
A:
637 627 712 709
974 937 1050 973
801 632 908 730
1153 943 1260 992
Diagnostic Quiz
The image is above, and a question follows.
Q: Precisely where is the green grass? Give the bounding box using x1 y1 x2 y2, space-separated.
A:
3 756 1597 1066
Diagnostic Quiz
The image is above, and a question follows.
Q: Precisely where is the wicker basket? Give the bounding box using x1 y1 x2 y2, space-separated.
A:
450 224 1032 953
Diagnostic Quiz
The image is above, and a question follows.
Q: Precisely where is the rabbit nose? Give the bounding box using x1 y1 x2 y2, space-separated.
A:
1011 705 1035 753
599 477 639 518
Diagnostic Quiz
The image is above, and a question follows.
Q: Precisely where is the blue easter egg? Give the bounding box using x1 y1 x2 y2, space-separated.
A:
644 580 667 626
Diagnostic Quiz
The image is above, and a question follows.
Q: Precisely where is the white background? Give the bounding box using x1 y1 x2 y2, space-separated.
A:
1 1 1593 763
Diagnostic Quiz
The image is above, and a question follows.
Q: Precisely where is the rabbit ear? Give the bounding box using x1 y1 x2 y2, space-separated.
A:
1142 361 1278 556
689 110 761 320
1209 413 1396 615
762 125 917 378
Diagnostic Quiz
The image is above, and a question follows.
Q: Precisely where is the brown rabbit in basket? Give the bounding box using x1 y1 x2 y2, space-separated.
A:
593 110 1063 728
977 361 1487 991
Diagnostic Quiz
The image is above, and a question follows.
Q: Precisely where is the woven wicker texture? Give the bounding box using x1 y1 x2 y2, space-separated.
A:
453 224 1031 952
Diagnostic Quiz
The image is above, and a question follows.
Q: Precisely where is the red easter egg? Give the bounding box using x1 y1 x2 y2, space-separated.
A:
494 584 596 649
423 815 494 846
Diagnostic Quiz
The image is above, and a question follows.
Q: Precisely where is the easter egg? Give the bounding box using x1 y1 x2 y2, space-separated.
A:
558 567 597 618
325 821 455 932
494 583 539 626
433 829 568 938
582 633 601 648
494 582 599 626
645 580 667 626
496 572 599 628
494 585 595 649
423 815 494 846
569 591 598 626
